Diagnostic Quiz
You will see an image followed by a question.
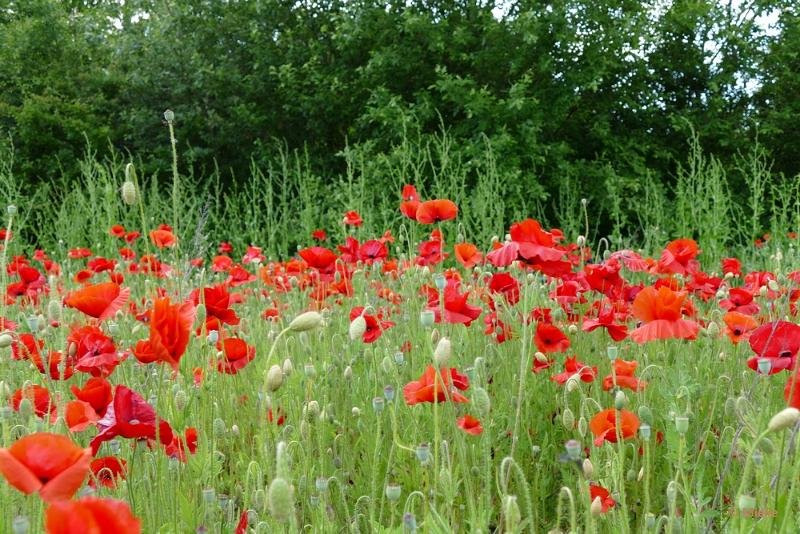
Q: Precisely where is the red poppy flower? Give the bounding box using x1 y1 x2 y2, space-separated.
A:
89 456 127 489
163 427 199 462
216 337 256 374
551 356 597 385
10 385 54 417
191 284 240 330
424 279 482 326
0 432 91 502
457 415 483 435
268 407 286 425
602 359 646 391
149 228 177 248
629 286 699 343
589 409 640 446
218 242 233 254
534 323 570 353
235 510 248 534
416 238 447 266
399 185 421 220
656 238 700 275
454 242 482 269
786 373 800 409
488 272 520 306
90 385 167 454
403 366 469 405
720 287 760 315
109 225 126 238
312 229 327 241
45 497 141 533
343 211 363 226
242 245 265 264
71 377 113 417
415 199 458 224
211 255 233 272
132 298 196 372
747 321 800 374
589 484 616 513
582 306 628 341
722 312 758 344
68 248 92 259
64 400 100 432
124 231 141 244
509 219 565 263
721 257 742 277
64 282 130 321
68 325 120 378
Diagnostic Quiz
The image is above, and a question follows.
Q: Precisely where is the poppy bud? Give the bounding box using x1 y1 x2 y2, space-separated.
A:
206 330 219 344
768 407 800 432
626 469 636 481
268 477 294 523
343 366 353 381
394 351 405 365
576 235 586 247
638 467 644 481
213 418 226 437
439 467 452 494
666 481 677 503
305 400 320 419
289 311 323 332
433 337 451 367
472 387 490 417
768 279 779 292
534 351 548 364
645 513 656 528
0 333 13 348
253 488 266 512
17 398 33 420
757 437 775 454
351 407 361 417
381 356 393 374
121 181 137 206
430 328 440 345
275 441 290 478
47 300 62 325
562 408 575 430
568 324 578 334
385 483 401 502
615 391 627 410
266 365 284 392
6 205 16 216
752 448 763 466
577 417 587 436
590 496 603 516
419 310 435 328
349 314 367 341
503 495 521 532
565 375 580 393
759 285 768 297
705 322 719 337
315 477 329 493
582 459 593 478
174 390 187 411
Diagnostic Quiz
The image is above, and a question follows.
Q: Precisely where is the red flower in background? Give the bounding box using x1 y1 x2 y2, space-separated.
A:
657 238 700 275
68 325 121 378
454 242 482 269
602 359 646 391
149 225 177 248
64 282 130 321
312 229 327 241
589 484 617 513
343 211 363 226
216 337 256 374
590 409 640 446
400 185 421 220
350 306 395 343
71 377 113 418
403 366 469 405
423 279 481 326
582 306 628 341
45 497 141 534
747 321 800 374
415 199 458 224
488 272 520 307
551 356 596 385
457 415 483 435
722 312 758 344
89 456 127 489
0 432 91 502
10 384 53 417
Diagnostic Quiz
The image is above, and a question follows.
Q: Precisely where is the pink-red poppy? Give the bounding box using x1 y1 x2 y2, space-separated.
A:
457 415 483 435
403 366 469 405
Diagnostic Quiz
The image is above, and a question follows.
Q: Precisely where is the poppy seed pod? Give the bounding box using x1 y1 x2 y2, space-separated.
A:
266 365 284 392
582 459 594 478
349 314 367 341
433 337 451 367
289 311 323 332
768 407 800 432
385 483 401 502
419 310 435 328
267 477 294 523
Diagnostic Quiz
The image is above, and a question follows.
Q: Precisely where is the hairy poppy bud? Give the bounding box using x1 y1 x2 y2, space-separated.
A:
268 478 294 523
289 311 323 332
705 322 719 337
638 467 644 481
503 495 521 532
615 391 627 410
472 387 490 417
768 279 779 292
576 235 586 247
282 358 293 376
253 488 266 512
11 515 29 534
562 408 575 430
343 366 353 381
174 390 187 411
638 405 653 425
433 337 451 367
759 285 768 297
0 332 13 348
565 375 580 393
381 356 393 374
666 481 677 503
213 418 226 437
534 351 548 364
577 416 587 436
17 398 33 420
121 180 137 206
47 300 62 325
768 407 800 432
266 365 283 392
349 314 367 341
582 459 594 478
430 328 440 345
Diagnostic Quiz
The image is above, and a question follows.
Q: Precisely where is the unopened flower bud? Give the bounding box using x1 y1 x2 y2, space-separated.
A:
174 390 187 411
0 333 13 348
121 181 137 206
768 279 779 292
578 416 587 436
706 322 719 337
163 109 175 122
47 300 62 324
768 407 800 432
282 358 293 376
433 337 451 367
590 496 603 516
266 365 284 392
344 366 353 381
562 408 575 430
582 459 593 478
615 391 627 410
213 418 226 437
472 387 490 417
565 375 580 393
289 311 323 332
349 314 367 341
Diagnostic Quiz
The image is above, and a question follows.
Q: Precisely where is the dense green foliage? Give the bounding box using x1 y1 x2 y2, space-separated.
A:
0 0 798 248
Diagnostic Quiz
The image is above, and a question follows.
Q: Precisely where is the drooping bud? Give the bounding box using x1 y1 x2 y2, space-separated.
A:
288 311 323 332
562 408 575 430
433 337 451 367
582 459 594 478
503 495 521 532
349 314 367 341
768 407 800 432
590 496 603 516
266 365 284 392
472 387 490 417
343 366 353 381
